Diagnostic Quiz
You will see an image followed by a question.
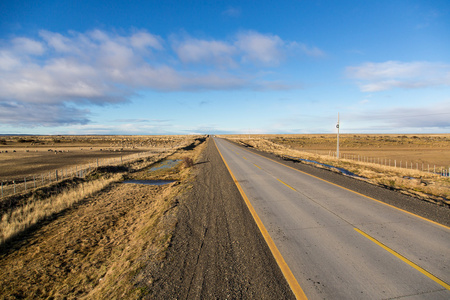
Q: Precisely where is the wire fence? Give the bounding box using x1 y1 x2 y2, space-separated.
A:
0 150 159 199
301 149 450 177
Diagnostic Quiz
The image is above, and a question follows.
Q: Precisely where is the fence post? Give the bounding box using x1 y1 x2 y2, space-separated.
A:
24 177 27 191
13 181 16 194
1 182 3 198
56 170 58 181
34 175 36 188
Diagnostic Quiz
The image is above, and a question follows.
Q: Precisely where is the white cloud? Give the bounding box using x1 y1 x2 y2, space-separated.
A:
172 32 324 68
129 31 163 50
235 31 285 65
0 101 90 126
0 51 21 70
0 28 319 126
12 37 45 55
173 38 236 66
39 30 73 53
296 43 325 57
347 61 450 92
222 7 241 17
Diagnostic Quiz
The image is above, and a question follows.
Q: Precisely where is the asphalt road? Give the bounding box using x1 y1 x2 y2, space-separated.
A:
214 137 450 300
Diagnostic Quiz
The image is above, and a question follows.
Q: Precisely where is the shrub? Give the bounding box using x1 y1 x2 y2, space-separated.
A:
183 157 194 168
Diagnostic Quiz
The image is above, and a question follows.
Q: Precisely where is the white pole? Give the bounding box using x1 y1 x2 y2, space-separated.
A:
336 113 340 159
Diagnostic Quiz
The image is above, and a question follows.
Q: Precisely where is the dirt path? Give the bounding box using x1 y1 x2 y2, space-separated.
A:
144 138 295 299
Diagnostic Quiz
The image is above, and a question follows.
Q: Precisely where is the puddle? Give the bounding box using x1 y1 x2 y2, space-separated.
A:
149 159 182 172
122 180 176 186
283 155 361 178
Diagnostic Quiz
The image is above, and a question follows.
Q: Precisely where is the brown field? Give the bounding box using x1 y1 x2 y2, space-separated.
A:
0 135 198 181
221 134 450 205
222 134 450 168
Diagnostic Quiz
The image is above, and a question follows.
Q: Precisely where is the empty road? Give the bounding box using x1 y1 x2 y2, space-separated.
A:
214 137 450 299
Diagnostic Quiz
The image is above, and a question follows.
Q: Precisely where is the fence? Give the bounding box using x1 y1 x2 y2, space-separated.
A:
300 149 450 177
0 150 160 199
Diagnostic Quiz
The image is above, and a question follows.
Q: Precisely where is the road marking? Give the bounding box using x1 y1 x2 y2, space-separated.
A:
243 156 247 160
277 178 297 192
354 228 450 290
230 141 450 231
253 163 261 169
214 139 308 300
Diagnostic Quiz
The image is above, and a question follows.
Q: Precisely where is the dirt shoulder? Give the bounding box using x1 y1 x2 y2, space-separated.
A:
142 138 295 299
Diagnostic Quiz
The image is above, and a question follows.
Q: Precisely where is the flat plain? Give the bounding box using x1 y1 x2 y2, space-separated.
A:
0 135 192 181
224 134 450 168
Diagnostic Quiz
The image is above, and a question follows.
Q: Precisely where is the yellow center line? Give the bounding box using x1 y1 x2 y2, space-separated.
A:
242 156 247 160
354 228 450 290
277 178 297 192
253 163 261 169
214 139 308 300
232 141 450 231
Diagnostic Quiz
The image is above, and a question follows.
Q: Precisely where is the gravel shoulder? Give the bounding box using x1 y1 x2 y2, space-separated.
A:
144 138 295 299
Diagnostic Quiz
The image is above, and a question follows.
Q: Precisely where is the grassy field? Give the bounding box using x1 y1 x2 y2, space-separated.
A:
222 134 450 206
0 135 198 181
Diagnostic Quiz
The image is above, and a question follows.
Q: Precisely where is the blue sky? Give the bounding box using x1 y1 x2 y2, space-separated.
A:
1 0 449 135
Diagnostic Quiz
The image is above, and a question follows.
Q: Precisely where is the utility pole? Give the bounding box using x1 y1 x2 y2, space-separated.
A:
336 113 340 159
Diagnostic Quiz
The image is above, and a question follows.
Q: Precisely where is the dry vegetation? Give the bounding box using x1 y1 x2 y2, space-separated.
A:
0 174 122 244
0 135 207 298
0 135 194 181
222 134 450 206
0 135 205 246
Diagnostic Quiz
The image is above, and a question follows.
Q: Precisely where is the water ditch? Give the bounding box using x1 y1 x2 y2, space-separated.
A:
149 159 182 172
282 155 362 178
122 159 182 186
122 180 176 186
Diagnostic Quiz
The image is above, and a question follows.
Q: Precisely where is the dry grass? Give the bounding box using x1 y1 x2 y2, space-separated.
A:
0 134 203 181
225 134 450 167
85 182 182 299
0 139 186 245
0 174 123 244
0 136 208 298
227 136 450 206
